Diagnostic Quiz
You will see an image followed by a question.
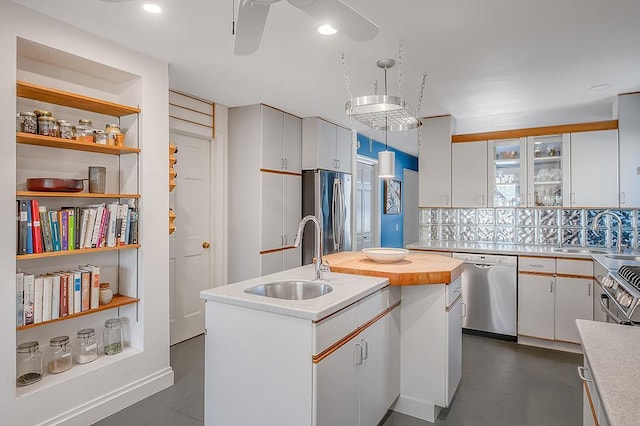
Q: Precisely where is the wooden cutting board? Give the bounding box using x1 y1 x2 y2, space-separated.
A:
323 251 464 286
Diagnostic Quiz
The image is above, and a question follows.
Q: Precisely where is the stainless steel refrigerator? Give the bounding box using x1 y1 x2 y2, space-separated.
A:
301 170 352 265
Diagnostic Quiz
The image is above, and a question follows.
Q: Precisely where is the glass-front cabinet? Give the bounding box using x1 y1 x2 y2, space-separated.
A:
526 134 570 207
489 138 527 207
489 134 570 207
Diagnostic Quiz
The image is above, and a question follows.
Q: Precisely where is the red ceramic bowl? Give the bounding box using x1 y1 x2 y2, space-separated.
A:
26 178 84 192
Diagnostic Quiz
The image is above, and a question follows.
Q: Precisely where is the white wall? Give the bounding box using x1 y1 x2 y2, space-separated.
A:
0 2 173 424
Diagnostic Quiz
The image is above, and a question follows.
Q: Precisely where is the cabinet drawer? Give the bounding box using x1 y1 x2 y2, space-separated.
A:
556 258 593 277
358 288 388 325
314 304 358 355
447 276 462 305
518 256 555 273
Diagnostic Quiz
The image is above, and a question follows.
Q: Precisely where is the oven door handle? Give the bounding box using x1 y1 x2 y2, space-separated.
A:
600 294 629 325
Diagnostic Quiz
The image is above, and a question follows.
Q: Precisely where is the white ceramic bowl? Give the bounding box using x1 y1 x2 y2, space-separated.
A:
362 248 409 263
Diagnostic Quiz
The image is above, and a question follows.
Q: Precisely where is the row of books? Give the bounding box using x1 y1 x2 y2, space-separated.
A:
16 265 102 327
17 200 139 255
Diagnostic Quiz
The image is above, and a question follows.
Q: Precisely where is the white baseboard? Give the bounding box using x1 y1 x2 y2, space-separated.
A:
42 367 175 426
392 394 441 423
518 335 583 354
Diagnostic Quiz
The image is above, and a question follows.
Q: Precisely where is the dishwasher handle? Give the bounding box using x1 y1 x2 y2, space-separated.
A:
471 263 493 269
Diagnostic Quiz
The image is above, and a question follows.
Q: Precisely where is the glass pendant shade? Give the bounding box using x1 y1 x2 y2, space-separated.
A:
378 150 395 178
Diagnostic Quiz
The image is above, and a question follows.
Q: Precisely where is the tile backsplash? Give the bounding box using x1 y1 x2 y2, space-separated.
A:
418 208 638 249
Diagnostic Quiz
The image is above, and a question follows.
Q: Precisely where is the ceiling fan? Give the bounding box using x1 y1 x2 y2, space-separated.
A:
233 0 378 55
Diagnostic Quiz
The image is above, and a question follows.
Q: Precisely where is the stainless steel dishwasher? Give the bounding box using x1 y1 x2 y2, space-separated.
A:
452 253 517 340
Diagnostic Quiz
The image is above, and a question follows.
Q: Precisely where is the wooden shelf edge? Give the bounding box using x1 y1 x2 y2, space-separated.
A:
17 81 140 117
16 295 140 331
17 133 140 154
16 244 140 260
16 191 140 199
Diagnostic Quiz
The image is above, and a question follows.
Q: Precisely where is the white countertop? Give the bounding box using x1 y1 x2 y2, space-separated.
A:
577 320 640 426
200 265 388 321
407 241 597 258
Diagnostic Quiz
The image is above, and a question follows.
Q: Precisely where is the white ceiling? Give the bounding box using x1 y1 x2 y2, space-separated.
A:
10 0 640 156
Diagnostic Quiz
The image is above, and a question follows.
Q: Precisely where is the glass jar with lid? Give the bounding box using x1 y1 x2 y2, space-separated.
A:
95 129 107 145
78 119 94 143
57 119 73 139
47 336 72 374
16 341 43 387
74 328 98 364
19 112 37 134
38 116 57 137
104 318 123 355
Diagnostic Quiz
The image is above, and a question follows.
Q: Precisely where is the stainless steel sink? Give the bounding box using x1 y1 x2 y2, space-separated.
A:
552 248 607 254
244 280 333 300
604 254 640 261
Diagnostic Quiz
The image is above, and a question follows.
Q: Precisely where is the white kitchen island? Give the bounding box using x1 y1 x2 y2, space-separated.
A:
200 252 464 425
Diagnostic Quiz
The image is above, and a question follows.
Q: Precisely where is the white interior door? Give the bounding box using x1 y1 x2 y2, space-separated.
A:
169 131 212 345
403 169 419 246
356 161 375 250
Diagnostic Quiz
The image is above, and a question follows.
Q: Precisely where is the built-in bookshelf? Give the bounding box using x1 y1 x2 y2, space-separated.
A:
16 244 140 260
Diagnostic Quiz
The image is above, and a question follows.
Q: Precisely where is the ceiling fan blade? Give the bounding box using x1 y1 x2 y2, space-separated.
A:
234 0 272 56
288 0 378 42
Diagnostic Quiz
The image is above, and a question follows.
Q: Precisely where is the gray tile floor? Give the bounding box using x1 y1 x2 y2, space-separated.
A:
96 334 583 426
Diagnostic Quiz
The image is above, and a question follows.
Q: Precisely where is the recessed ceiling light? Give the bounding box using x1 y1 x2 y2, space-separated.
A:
317 24 337 35
589 84 612 92
143 3 162 13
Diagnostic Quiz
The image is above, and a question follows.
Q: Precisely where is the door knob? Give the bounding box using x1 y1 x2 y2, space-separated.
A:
202 242 210 249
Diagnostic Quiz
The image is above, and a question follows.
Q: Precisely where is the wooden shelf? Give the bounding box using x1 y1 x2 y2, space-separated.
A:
16 295 139 331
17 244 140 260
17 191 140 199
17 133 139 155
17 81 140 117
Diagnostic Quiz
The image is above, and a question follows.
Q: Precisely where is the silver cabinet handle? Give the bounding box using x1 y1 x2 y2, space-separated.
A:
283 235 288 246
550 281 553 293
587 282 591 297
577 366 592 383
571 192 576 204
442 195 450 206
336 159 341 169
462 302 467 318
620 192 626 205
529 264 545 268
361 339 368 360
355 343 363 366
283 158 288 170
479 194 485 206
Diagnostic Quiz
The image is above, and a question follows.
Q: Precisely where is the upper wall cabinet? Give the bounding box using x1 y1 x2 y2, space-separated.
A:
618 93 640 208
570 130 618 207
488 138 527 207
302 117 353 172
452 141 488 207
526 134 571 208
261 105 302 173
419 116 455 207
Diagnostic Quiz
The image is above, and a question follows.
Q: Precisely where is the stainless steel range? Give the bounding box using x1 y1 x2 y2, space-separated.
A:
600 265 640 325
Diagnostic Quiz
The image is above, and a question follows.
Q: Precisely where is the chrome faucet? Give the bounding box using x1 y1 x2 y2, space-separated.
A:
591 212 624 254
293 215 330 280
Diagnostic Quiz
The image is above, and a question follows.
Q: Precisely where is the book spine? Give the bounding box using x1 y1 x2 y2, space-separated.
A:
106 203 118 247
51 274 60 320
87 266 100 309
67 274 75 315
60 273 68 317
16 201 19 255
16 273 24 327
42 276 53 322
23 274 35 325
50 211 61 251
73 272 82 314
18 201 28 254
98 208 111 248
67 209 75 250
33 276 44 324
90 205 105 248
60 210 69 251
26 201 33 254
115 204 126 245
31 199 43 254
130 208 138 244
75 207 81 249
122 207 132 246
39 206 54 252
81 271 90 311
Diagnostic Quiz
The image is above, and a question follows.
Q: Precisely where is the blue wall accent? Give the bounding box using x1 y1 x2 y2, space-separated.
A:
356 133 419 248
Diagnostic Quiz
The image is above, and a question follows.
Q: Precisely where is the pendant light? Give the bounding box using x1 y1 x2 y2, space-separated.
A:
377 59 395 179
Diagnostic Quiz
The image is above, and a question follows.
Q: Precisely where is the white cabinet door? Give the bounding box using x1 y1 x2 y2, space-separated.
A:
317 119 337 171
261 105 284 171
336 126 353 173
315 340 359 426
386 305 401 409
446 296 463 406
555 277 593 344
358 315 389 426
518 274 555 340
452 141 488 207
282 247 301 271
526 134 570 207
283 112 302 173
282 174 301 248
261 172 283 251
570 130 618 207
489 138 527 207
618 94 640 207
419 116 453 207
260 251 283 276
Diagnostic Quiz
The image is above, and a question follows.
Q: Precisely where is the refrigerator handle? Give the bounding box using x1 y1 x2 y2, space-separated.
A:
332 179 339 251
337 179 345 249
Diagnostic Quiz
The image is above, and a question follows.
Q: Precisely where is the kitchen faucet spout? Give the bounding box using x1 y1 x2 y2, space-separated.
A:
591 212 624 254
294 215 329 280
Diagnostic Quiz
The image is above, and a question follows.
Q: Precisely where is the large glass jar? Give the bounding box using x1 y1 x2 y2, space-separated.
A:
19 112 37 134
38 116 57 137
16 341 43 387
74 328 98 364
95 129 107 145
57 119 74 139
47 336 72 374
78 119 94 143
104 318 123 355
